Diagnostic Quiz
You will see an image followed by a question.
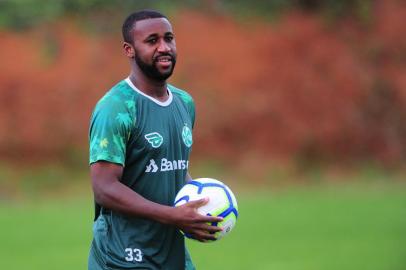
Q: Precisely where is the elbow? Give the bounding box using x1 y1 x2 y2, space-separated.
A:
90 162 123 207
93 189 105 205
92 181 112 206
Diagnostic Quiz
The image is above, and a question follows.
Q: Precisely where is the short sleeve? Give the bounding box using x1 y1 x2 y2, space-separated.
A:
89 100 133 166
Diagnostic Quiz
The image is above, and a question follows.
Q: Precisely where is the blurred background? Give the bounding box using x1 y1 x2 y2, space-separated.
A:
0 0 405 269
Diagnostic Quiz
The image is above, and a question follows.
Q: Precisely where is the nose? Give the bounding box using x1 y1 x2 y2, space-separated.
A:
157 40 171 53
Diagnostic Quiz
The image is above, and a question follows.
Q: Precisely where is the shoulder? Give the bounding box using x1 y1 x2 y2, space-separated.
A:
168 84 194 106
94 80 137 114
168 84 196 126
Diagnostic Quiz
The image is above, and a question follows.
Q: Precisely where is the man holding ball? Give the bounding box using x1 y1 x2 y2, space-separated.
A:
88 9 222 270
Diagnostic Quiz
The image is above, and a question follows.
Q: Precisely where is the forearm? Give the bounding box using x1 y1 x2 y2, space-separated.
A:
91 163 223 241
91 162 175 224
98 181 173 225
95 180 175 224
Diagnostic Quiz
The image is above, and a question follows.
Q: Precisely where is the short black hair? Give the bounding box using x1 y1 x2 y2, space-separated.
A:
122 10 167 44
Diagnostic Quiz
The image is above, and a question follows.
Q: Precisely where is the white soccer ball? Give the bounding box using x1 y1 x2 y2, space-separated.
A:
174 178 238 241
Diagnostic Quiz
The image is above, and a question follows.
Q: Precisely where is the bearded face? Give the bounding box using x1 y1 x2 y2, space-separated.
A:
134 51 177 82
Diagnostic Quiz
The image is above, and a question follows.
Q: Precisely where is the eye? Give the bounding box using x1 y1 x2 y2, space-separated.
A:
147 38 157 44
165 36 174 42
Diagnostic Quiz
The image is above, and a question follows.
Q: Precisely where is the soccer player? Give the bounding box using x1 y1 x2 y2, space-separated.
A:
88 10 223 270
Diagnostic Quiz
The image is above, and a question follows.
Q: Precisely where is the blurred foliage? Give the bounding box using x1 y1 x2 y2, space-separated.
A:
3 0 404 168
0 0 373 30
294 0 372 22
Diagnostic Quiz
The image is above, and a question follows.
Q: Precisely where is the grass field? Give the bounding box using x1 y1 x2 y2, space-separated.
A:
0 182 405 270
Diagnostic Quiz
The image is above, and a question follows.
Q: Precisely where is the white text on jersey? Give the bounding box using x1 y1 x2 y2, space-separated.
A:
145 158 189 173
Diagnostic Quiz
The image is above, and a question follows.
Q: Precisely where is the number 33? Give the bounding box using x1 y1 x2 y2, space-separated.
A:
125 248 143 262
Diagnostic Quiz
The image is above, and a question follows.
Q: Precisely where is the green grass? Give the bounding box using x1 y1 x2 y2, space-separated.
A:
189 183 406 270
0 199 93 269
0 183 405 270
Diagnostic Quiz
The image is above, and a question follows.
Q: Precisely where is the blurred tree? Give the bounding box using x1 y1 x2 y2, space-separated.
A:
296 0 371 17
0 0 373 30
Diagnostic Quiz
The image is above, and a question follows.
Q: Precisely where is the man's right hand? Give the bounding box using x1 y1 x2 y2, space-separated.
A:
170 198 223 242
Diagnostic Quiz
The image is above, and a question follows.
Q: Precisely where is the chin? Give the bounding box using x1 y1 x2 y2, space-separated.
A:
160 71 174 80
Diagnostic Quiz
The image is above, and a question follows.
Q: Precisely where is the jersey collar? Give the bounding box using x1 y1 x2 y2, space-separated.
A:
125 77 173 107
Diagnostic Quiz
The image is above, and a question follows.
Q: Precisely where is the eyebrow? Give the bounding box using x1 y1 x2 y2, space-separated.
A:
144 32 174 40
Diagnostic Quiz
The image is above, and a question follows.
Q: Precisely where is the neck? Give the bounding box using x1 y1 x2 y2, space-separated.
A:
129 67 168 101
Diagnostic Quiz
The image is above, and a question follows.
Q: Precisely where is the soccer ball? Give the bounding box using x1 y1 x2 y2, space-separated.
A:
174 178 238 241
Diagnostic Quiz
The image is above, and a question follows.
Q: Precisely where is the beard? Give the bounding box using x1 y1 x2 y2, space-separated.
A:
135 53 176 82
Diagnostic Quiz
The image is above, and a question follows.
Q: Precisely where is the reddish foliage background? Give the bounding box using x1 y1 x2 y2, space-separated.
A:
0 1 405 165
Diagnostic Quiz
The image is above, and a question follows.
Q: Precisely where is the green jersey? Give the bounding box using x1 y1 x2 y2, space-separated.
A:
88 78 195 270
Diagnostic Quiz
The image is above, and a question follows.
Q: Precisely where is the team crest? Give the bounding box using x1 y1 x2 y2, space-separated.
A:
145 132 163 148
182 125 193 147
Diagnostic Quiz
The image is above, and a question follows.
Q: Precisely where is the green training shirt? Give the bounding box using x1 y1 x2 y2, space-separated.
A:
88 78 195 270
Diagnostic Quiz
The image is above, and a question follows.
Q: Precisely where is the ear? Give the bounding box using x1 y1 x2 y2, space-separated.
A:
123 42 135 58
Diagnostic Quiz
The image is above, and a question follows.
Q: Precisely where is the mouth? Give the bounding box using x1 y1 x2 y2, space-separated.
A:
155 55 173 68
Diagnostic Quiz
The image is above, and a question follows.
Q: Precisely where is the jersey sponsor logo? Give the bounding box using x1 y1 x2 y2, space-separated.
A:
182 125 193 147
145 159 159 173
145 158 189 173
145 132 163 148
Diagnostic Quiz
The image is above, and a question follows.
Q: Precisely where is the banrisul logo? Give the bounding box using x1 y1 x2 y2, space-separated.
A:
145 158 189 173
145 159 159 173
145 132 163 148
182 125 193 147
